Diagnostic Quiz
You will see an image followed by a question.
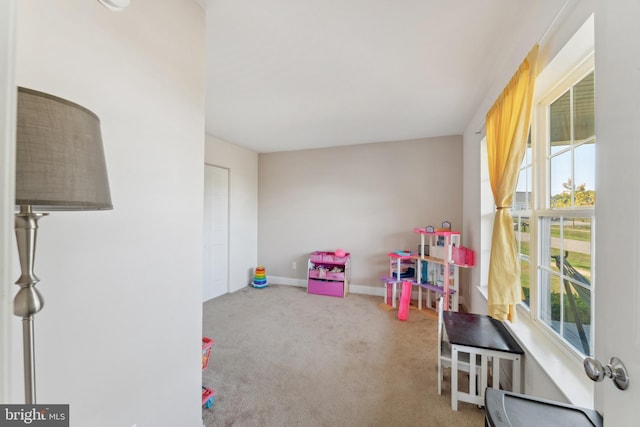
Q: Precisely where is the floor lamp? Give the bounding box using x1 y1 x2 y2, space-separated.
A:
14 87 113 404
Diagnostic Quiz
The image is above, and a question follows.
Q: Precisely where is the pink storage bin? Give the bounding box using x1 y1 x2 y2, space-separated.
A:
326 271 345 280
322 253 335 263
310 251 324 263
308 279 344 297
308 269 323 279
309 270 345 280
333 254 349 263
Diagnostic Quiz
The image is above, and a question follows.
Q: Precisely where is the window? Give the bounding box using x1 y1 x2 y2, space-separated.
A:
519 61 595 357
538 69 595 356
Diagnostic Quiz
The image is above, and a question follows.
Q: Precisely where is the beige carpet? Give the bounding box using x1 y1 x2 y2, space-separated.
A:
202 285 485 426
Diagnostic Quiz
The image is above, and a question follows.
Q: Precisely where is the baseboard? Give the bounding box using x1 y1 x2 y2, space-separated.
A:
350 283 384 296
268 276 384 297
267 276 435 301
267 276 307 288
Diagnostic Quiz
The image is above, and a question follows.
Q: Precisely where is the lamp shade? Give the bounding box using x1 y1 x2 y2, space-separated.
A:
16 87 113 211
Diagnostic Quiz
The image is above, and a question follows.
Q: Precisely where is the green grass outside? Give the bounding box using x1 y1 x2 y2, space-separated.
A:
550 224 591 242
517 223 593 348
517 224 592 306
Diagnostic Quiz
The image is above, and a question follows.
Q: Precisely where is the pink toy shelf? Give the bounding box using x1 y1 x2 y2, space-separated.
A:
382 224 475 313
308 251 351 298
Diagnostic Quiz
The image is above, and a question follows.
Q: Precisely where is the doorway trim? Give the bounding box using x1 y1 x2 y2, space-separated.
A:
0 0 17 404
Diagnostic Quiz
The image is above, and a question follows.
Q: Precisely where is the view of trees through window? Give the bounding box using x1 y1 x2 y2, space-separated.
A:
551 178 595 207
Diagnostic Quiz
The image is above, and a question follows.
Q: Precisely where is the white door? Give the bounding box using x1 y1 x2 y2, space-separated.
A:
203 165 229 301
594 1 640 424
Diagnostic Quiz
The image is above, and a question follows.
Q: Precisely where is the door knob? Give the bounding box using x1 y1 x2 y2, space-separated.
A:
583 356 629 390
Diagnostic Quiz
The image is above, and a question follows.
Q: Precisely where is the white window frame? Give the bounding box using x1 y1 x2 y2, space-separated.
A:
525 53 595 361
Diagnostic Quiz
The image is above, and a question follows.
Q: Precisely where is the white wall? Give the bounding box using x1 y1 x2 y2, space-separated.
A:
258 136 465 297
13 1 205 426
204 135 259 292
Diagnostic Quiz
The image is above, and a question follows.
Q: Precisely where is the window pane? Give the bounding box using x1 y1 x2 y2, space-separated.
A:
550 91 571 147
543 216 593 355
558 217 592 355
521 259 530 307
523 131 532 166
562 217 592 285
549 218 563 269
573 72 595 141
515 166 531 211
515 215 531 242
540 269 562 334
550 151 572 207
562 282 591 355
539 217 552 270
574 142 596 206
515 215 530 250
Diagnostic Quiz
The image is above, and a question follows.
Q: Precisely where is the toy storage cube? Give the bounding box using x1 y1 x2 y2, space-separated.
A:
307 250 350 298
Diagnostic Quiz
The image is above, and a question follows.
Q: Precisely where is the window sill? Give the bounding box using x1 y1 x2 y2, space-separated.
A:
476 286 594 408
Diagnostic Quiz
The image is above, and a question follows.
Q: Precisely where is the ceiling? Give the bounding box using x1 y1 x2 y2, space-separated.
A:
201 0 568 153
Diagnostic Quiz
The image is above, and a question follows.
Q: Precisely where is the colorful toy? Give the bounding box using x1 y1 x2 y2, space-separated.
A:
398 280 412 321
202 337 215 408
202 387 215 409
251 265 268 288
334 248 346 257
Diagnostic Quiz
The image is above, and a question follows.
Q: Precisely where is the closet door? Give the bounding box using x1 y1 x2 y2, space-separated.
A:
203 165 229 301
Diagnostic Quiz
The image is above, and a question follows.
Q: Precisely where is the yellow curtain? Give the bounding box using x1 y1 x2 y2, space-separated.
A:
486 45 539 321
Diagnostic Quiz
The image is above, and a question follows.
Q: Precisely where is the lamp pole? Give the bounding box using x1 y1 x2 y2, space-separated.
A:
13 205 47 404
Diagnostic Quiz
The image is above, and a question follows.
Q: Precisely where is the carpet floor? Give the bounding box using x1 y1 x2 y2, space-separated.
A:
202 285 485 426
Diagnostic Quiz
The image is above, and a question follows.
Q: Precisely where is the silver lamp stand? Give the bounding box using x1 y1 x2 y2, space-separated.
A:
13 206 47 404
